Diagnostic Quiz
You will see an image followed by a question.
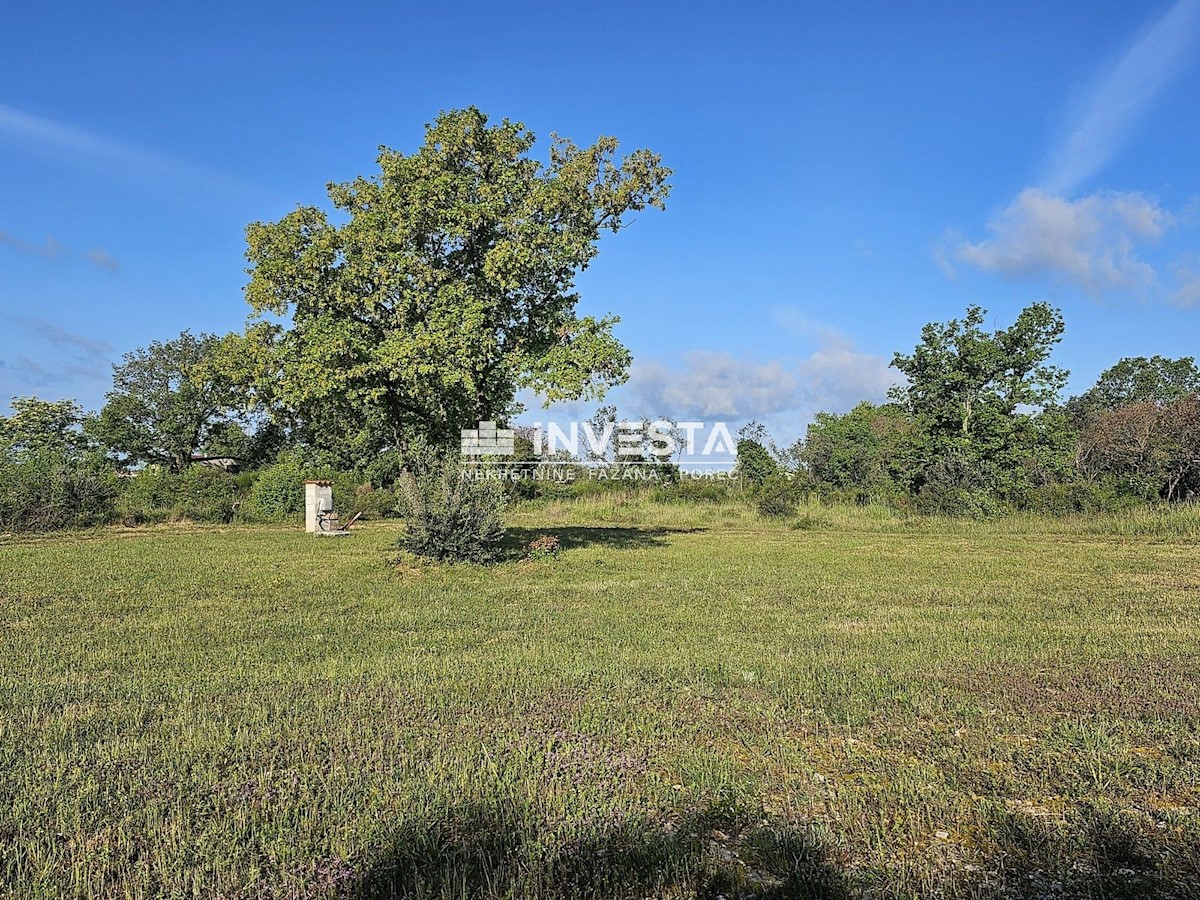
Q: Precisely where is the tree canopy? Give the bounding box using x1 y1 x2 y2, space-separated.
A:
1068 355 1200 420
889 303 1067 442
0 397 92 460
231 107 671 453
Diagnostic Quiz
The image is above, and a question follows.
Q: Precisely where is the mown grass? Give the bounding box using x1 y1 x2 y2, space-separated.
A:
2 501 1199 898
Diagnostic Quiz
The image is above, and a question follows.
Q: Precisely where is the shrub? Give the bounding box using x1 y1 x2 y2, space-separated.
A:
175 466 241 523
116 465 178 524
736 439 778 485
914 483 1002 519
651 477 737 504
341 482 397 520
246 456 306 522
756 475 798 519
396 450 506 563
525 534 561 560
0 452 117 532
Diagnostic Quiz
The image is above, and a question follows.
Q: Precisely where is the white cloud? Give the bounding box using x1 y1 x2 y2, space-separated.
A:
623 329 897 431
628 351 799 419
1042 0 1200 195
798 346 896 412
950 188 1170 293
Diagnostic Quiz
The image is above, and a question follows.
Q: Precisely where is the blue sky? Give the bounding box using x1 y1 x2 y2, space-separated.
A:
2 0 1199 443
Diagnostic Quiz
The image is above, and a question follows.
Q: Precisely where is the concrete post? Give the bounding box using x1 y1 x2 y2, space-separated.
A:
304 480 333 533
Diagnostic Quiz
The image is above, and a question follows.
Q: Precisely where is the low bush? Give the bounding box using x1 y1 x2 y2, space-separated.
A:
913 483 1003 519
246 456 306 522
524 534 561 560
175 467 241 523
116 466 246 524
755 475 799 519
650 477 739 504
116 465 177 524
341 482 397 520
396 449 506 563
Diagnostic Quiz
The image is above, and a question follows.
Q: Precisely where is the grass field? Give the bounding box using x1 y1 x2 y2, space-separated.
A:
2 499 1200 898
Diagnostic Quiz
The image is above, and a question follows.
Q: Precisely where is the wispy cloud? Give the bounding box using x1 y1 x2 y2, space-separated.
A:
948 188 1171 293
0 316 114 408
1041 0 1200 195
83 248 120 271
944 2 1200 302
775 312 897 412
4 315 112 360
0 355 106 391
1170 264 1200 307
0 229 120 271
0 102 270 212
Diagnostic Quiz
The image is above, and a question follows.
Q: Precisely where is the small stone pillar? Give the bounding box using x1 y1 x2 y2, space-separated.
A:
304 480 333 533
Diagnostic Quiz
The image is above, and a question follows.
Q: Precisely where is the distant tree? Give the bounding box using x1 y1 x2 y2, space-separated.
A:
0 397 92 460
93 331 244 471
729 434 777 489
890 303 1067 441
738 421 779 457
1068 356 1200 421
229 107 671 454
889 303 1071 500
1076 397 1200 501
584 405 618 462
0 397 115 531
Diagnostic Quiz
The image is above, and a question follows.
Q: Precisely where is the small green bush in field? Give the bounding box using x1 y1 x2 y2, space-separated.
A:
116 465 177 524
396 449 506 563
524 534 562 560
755 474 798 519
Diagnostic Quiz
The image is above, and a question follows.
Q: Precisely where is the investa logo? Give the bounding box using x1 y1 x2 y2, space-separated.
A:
462 420 737 461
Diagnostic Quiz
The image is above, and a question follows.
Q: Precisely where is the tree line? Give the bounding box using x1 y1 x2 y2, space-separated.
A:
3 108 1197 533
740 304 1200 517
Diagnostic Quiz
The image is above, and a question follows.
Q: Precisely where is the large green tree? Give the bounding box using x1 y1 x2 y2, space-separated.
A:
232 107 671 452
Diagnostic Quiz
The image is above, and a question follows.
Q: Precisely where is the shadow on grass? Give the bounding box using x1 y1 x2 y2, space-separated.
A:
345 799 1200 899
502 525 705 557
981 803 1200 899
350 800 848 899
